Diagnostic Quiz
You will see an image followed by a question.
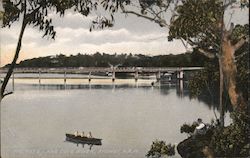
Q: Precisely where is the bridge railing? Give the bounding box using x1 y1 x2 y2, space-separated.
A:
0 67 204 73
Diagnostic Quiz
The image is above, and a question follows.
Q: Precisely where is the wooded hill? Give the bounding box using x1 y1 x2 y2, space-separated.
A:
11 51 210 68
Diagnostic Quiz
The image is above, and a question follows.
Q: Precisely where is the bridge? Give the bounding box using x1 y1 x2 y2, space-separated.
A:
0 67 204 95
0 67 203 81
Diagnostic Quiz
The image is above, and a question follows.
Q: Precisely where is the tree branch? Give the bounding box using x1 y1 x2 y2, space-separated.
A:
197 48 216 59
123 10 169 27
27 0 35 10
223 0 237 9
235 51 248 60
148 7 168 23
234 37 248 51
26 5 41 17
14 0 22 7
3 92 13 98
186 39 216 58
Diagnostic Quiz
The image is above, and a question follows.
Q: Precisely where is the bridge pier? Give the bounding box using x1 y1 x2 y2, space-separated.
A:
156 71 161 81
38 70 41 84
178 79 184 97
112 82 116 92
177 68 184 80
88 72 92 82
112 69 115 82
89 82 92 90
135 70 139 82
180 70 184 79
64 71 67 84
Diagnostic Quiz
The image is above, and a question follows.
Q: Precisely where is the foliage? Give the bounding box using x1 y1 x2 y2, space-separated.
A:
146 140 175 158
180 123 197 136
188 24 249 101
0 11 3 20
234 25 249 100
240 0 249 8
177 110 250 157
178 21 249 157
188 60 219 97
91 0 174 30
230 24 249 44
168 0 224 58
9 52 209 68
2 0 95 39
210 110 250 157
169 0 248 110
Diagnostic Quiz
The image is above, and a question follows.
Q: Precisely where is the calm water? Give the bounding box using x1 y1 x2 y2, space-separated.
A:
1 78 228 158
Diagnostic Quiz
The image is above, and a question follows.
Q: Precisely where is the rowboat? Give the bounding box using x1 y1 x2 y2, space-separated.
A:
65 133 102 145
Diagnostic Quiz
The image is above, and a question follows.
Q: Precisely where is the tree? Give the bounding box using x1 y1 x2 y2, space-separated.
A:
146 140 175 158
168 0 248 112
0 0 95 157
188 24 249 112
14 52 208 68
97 0 249 126
0 11 3 20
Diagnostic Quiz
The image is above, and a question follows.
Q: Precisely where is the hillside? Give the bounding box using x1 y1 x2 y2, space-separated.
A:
9 51 210 68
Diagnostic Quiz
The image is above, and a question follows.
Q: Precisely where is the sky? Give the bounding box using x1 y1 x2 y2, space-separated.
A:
0 2 249 66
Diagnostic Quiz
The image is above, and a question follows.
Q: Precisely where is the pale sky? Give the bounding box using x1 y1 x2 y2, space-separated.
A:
0 2 248 66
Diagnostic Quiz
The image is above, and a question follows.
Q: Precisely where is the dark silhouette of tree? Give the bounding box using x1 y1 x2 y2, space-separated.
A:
146 140 175 158
13 52 209 68
168 1 249 125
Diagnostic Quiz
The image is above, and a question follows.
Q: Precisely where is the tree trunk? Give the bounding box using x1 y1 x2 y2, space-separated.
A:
202 146 214 158
0 20 27 99
218 57 224 126
0 14 27 158
221 36 246 110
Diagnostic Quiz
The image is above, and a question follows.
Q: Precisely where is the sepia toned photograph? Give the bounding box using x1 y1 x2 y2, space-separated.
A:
0 0 249 158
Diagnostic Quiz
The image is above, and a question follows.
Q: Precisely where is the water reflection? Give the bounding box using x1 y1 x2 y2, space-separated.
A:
15 80 226 112
175 81 189 98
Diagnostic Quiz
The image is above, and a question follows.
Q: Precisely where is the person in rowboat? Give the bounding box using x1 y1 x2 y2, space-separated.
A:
74 131 79 136
87 132 92 138
81 131 85 137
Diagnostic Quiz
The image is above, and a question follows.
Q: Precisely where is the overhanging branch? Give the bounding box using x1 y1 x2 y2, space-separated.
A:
3 92 13 98
123 10 169 27
234 37 248 51
186 39 216 58
198 48 216 59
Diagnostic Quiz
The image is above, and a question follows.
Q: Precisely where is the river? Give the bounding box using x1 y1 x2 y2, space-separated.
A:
0 77 230 158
